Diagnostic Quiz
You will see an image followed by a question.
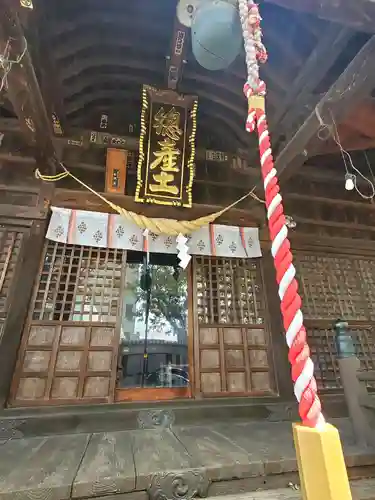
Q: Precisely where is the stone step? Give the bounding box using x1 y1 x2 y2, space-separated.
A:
207 479 375 499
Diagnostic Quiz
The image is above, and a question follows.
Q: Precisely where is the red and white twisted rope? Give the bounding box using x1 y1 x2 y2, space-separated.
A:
239 0 325 428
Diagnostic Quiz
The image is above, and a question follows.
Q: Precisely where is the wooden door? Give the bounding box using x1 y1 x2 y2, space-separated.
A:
9 240 124 406
192 256 276 397
115 253 191 402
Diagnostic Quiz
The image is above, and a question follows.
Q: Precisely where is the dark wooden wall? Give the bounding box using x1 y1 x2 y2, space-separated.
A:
2 154 375 407
0 179 50 407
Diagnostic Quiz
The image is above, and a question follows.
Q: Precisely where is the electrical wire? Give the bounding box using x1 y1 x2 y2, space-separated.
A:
315 104 375 200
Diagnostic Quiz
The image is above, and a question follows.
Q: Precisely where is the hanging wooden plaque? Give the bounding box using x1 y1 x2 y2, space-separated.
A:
135 85 198 208
105 148 128 194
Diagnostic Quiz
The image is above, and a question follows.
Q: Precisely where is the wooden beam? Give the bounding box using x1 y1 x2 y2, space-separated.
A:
0 117 251 162
317 131 375 155
29 0 67 132
274 35 375 182
0 204 46 219
286 193 375 211
53 188 260 226
272 25 352 137
3 117 375 186
244 34 375 218
264 0 375 34
0 0 56 173
166 17 189 90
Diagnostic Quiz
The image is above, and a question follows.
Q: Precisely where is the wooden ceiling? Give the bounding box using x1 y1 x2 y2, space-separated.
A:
264 0 375 33
0 0 360 152
1 0 375 166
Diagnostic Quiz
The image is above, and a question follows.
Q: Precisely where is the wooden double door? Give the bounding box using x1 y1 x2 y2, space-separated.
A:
9 241 275 407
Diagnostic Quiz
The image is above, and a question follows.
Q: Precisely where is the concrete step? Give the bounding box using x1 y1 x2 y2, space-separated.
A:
207 478 375 499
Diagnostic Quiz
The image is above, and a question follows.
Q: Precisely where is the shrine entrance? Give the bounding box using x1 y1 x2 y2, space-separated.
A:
8 236 275 407
115 251 191 402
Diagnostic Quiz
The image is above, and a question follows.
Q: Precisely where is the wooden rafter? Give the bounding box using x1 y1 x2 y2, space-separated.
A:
271 25 352 136
274 35 375 180
28 0 66 131
264 0 375 34
0 0 55 173
245 34 375 218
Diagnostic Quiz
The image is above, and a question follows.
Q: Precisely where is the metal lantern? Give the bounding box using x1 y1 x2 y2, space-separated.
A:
191 0 242 71
334 319 356 359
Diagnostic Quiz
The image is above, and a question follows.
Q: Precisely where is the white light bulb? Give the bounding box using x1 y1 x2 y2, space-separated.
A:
345 173 355 191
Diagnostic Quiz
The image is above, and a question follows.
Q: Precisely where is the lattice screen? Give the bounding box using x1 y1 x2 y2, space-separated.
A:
0 229 24 315
194 256 265 325
295 252 375 391
294 253 375 321
308 325 375 390
32 241 124 322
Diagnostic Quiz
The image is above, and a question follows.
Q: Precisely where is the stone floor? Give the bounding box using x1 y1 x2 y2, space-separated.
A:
212 482 375 499
0 418 374 500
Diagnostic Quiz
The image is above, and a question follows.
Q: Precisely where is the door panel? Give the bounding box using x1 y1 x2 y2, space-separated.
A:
9 241 124 406
192 256 275 397
11 322 117 405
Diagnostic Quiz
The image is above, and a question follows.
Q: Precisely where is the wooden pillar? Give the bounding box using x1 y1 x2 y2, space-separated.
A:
0 219 47 407
262 251 294 399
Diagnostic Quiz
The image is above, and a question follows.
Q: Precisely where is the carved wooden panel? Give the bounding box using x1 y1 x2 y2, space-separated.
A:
0 228 24 316
10 323 118 406
197 326 273 396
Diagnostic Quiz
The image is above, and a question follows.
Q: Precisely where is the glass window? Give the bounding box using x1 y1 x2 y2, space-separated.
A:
118 252 189 389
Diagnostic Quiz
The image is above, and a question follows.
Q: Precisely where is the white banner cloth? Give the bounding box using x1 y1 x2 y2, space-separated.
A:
46 207 262 259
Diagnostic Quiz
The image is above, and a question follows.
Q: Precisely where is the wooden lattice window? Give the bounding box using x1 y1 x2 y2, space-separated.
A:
308 324 375 391
355 258 375 322
32 241 124 322
194 256 265 325
294 252 375 390
0 228 24 315
294 253 375 321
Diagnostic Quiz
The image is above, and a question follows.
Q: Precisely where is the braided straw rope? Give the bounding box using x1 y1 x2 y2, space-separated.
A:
238 0 325 428
35 165 259 236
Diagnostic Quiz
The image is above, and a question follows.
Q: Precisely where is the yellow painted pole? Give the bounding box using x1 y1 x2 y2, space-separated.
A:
293 423 352 500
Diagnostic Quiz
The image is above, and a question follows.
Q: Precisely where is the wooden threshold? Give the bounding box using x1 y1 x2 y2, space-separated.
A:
115 387 191 402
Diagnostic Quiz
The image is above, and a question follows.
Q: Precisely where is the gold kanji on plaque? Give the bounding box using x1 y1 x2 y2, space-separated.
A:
135 85 198 208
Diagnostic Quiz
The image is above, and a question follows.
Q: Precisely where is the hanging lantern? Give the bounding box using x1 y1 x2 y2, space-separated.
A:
191 0 242 71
